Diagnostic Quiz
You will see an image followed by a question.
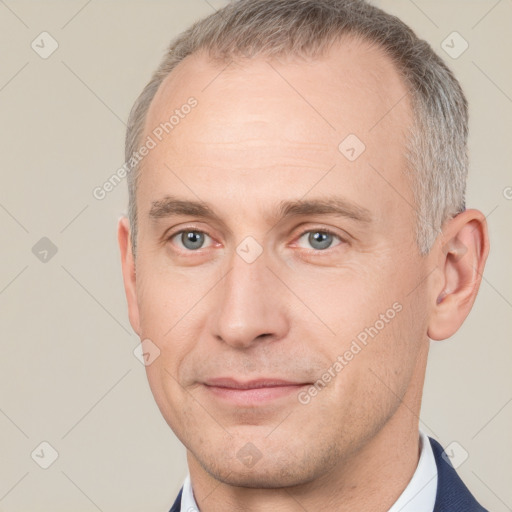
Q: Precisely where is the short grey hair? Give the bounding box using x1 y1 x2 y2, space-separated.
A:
125 0 468 256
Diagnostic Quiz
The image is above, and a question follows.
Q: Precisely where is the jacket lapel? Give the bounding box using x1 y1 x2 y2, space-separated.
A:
429 437 487 512
168 487 183 512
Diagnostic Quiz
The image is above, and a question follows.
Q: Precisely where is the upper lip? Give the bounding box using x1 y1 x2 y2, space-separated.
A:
203 378 309 389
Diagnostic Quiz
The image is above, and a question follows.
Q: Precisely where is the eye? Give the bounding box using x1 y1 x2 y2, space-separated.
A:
295 229 344 251
170 230 213 251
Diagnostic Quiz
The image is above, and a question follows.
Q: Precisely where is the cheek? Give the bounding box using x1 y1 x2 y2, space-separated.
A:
143 360 191 441
280 261 399 340
286 259 425 387
135 259 205 340
136 268 166 336
317 308 422 440
135 270 197 407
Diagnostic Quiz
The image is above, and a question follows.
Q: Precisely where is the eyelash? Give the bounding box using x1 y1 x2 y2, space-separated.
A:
167 226 347 254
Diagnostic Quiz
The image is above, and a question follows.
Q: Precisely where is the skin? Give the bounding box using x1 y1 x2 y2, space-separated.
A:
118 37 489 511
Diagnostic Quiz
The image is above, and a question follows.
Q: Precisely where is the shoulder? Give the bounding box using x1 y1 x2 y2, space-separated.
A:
429 437 488 512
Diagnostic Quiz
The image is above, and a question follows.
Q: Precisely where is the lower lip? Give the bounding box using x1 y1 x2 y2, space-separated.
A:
203 384 308 406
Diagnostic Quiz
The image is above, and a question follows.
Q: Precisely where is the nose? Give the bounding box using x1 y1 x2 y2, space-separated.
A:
210 248 290 349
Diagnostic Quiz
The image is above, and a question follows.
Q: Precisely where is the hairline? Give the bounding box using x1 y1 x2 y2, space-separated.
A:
126 1 468 258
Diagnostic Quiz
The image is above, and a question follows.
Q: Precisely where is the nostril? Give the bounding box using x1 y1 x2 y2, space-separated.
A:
256 333 273 340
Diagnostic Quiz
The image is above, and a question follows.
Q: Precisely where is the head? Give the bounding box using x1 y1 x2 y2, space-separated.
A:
119 0 488 490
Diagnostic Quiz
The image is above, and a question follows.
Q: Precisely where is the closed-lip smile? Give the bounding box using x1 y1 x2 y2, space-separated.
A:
202 377 311 406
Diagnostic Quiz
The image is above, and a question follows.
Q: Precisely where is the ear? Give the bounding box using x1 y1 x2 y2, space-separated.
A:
427 209 490 341
118 216 141 336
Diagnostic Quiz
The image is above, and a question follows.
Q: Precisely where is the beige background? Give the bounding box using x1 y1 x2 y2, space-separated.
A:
0 0 511 511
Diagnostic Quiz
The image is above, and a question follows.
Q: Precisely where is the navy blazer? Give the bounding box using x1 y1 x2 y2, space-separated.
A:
169 436 487 512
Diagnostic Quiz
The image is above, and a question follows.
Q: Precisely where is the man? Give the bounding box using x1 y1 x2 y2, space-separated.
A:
118 0 490 510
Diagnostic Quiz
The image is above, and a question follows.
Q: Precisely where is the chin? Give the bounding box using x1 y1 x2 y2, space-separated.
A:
192 441 334 490
204 462 316 489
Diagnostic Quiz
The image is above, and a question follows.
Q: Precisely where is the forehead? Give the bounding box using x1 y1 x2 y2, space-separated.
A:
145 36 411 140
139 37 413 226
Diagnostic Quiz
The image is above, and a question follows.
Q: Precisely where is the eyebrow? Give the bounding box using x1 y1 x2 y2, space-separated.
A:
149 195 372 225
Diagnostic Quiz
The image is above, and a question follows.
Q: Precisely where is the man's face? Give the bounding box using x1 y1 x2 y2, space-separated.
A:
127 39 434 487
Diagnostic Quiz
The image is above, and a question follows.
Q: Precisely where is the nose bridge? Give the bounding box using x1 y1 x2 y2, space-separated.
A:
211 246 288 348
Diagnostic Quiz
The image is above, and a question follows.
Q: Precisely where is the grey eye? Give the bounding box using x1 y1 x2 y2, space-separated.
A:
309 231 333 250
298 231 338 250
179 231 207 250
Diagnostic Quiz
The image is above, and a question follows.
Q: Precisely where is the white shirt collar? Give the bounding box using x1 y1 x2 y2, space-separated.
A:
180 473 198 512
180 429 437 512
388 429 438 512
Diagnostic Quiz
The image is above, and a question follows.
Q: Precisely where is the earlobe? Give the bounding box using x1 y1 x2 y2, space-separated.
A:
427 210 489 341
117 216 141 336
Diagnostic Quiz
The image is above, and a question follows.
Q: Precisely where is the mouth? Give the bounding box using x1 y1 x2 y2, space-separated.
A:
202 378 311 406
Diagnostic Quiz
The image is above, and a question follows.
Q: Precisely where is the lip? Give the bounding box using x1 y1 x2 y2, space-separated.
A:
202 378 310 406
